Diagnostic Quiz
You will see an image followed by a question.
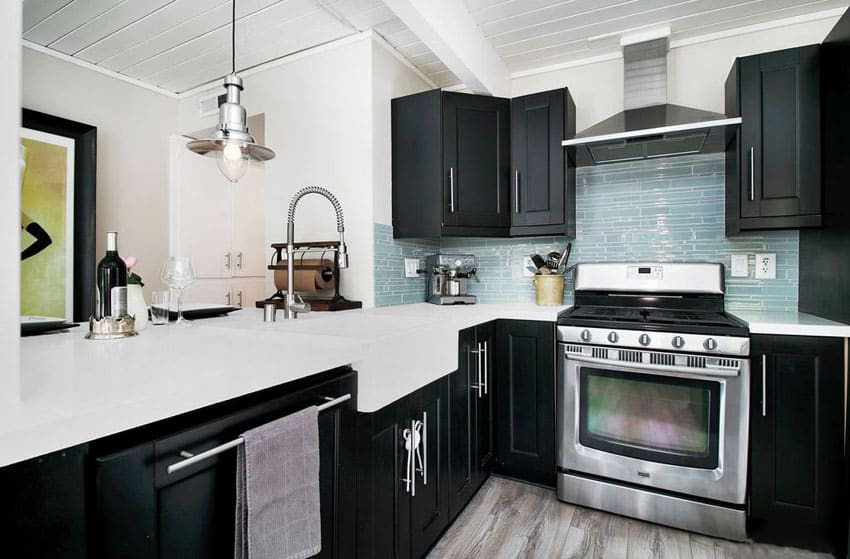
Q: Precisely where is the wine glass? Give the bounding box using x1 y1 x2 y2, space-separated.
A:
160 256 196 327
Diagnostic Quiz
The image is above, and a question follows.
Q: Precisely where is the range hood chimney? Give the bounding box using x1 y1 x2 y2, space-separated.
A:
563 33 741 166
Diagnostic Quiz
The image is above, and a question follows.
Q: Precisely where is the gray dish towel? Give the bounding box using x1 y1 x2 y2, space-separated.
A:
235 405 322 559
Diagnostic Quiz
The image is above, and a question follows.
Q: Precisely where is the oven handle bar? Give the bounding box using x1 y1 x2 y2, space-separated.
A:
563 352 742 378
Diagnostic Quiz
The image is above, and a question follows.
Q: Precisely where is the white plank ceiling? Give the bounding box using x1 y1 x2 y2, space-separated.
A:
22 0 848 94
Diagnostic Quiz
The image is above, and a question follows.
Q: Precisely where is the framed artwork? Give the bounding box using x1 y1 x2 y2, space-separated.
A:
20 109 96 322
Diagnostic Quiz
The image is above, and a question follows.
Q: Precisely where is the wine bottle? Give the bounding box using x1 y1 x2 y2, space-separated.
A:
96 231 128 318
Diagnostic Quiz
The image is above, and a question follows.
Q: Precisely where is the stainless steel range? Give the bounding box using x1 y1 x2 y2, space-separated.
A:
556 262 750 541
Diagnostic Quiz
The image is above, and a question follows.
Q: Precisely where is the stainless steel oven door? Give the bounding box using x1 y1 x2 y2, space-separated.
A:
557 344 749 504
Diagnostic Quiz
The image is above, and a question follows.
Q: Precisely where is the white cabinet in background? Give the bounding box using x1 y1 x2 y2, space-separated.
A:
170 135 269 307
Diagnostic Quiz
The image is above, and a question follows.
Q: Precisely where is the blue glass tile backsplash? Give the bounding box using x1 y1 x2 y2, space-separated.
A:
374 153 798 311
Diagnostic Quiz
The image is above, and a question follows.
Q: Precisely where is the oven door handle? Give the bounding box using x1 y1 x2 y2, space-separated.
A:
563 353 742 378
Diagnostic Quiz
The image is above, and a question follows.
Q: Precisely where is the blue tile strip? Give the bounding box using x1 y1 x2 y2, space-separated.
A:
375 153 798 311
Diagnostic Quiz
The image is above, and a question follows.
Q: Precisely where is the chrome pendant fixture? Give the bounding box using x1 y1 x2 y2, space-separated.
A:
186 0 274 182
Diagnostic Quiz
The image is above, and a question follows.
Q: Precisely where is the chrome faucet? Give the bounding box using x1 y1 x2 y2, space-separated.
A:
283 186 349 319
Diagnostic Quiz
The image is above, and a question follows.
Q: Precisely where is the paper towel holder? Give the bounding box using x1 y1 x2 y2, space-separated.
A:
258 240 363 312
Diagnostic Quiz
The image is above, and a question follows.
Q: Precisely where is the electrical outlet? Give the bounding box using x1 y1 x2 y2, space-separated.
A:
522 256 535 277
754 253 776 279
730 254 749 278
404 258 420 278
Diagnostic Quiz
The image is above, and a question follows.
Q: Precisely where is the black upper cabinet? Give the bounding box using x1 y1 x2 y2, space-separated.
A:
725 45 821 235
494 320 556 487
749 335 845 555
392 90 510 238
510 88 576 237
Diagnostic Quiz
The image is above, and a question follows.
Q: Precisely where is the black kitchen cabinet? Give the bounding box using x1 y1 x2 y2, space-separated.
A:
510 88 576 237
725 45 821 235
494 320 556 486
392 89 511 238
749 335 845 555
2 444 90 559
92 369 357 559
447 323 495 519
357 377 449 559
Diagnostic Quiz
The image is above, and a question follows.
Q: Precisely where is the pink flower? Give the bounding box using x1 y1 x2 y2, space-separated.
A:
122 256 138 270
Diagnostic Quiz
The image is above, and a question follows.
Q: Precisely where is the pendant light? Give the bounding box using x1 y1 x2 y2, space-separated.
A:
186 0 275 182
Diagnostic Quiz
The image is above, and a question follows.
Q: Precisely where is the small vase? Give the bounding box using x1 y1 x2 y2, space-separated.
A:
127 284 148 330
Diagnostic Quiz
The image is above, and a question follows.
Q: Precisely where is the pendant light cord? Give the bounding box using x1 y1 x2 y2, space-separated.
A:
231 0 236 74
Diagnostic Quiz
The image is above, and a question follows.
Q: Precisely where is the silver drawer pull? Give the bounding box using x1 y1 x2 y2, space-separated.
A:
762 354 767 417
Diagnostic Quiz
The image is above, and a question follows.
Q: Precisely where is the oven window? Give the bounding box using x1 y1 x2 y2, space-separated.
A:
578 367 720 469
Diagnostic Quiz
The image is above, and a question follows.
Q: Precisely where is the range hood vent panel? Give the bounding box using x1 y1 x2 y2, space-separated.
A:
563 38 741 166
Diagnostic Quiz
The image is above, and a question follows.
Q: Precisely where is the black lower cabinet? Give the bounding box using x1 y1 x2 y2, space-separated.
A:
448 323 495 519
494 320 556 486
92 369 357 559
357 377 449 559
749 335 846 555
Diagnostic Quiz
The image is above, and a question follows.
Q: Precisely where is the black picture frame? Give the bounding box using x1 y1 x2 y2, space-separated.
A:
22 109 97 322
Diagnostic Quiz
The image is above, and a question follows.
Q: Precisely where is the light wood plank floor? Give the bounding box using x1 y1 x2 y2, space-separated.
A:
428 477 832 559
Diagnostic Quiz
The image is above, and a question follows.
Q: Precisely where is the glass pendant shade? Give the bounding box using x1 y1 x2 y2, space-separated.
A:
216 141 249 182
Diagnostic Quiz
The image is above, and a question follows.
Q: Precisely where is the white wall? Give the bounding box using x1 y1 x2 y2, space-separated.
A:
0 3 21 403
512 17 839 132
371 41 431 226
22 48 178 296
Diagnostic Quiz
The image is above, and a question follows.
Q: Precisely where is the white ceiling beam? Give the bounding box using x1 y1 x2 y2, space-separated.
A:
382 0 510 97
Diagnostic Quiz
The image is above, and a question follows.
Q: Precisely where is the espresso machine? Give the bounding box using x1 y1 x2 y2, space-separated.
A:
425 254 478 305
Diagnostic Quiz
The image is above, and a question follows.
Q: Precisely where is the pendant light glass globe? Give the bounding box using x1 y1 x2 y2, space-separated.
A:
216 141 249 182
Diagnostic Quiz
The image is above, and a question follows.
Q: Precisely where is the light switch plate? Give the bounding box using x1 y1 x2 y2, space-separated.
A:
404 258 419 278
522 256 536 277
730 254 749 278
755 253 776 279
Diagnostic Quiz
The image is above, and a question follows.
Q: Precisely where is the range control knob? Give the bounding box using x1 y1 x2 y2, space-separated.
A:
704 338 718 351
607 331 619 343
580 329 592 342
672 336 685 349
638 333 651 346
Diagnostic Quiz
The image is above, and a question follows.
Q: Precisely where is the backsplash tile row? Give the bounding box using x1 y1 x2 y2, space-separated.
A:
375 153 799 311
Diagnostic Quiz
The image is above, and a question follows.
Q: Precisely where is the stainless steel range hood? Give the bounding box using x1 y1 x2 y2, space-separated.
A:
562 36 741 166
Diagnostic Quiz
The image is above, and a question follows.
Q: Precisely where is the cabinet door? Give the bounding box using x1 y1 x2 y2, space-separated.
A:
357 400 411 559
749 335 844 553
171 135 233 279
448 327 477 518
474 322 495 481
409 379 450 559
182 278 233 306
494 320 556 487
510 89 566 231
231 164 266 278
442 92 510 230
739 46 820 221
231 277 267 308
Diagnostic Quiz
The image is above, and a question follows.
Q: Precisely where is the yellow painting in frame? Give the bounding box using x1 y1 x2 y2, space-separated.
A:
20 129 75 320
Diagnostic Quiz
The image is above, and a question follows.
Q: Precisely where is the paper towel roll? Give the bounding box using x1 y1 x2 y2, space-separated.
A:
274 259 334 294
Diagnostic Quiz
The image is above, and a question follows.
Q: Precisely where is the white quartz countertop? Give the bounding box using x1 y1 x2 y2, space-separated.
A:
730 310 850 337
3 303 566 467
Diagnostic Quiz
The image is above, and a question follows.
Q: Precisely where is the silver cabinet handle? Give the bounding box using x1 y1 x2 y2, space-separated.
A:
225 291 231 306
449 167 455 213
483 340 489 395
236 290 243 308
421 412 427 486
470 345 483 398
749 147 755 202
236 251 243 271
761 354 767 417
514 170 520 214
225 252 232 270
402 427 413 494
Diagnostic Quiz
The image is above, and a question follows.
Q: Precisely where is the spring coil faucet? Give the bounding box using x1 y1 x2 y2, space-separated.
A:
283 186 349 319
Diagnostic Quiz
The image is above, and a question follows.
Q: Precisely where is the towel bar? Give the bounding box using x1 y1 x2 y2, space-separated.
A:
166 393 352 475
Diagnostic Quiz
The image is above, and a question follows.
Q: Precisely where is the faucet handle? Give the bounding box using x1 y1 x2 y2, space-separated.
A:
290 293 311 316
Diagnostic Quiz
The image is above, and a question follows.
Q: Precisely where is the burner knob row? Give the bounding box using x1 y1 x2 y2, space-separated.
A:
639 334 651 346
580 329 592 342
704 338 718 351
607 332 618 343
672 336 685 349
